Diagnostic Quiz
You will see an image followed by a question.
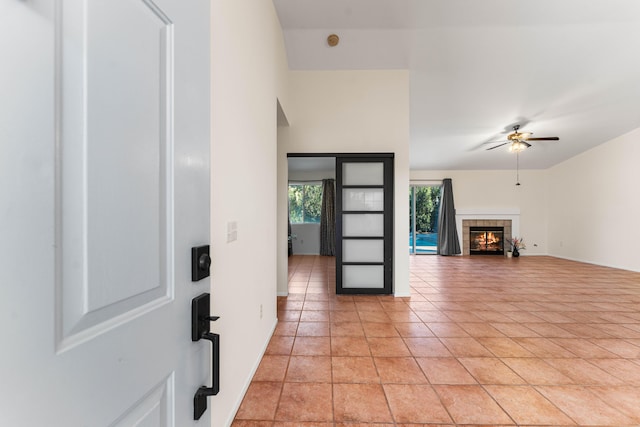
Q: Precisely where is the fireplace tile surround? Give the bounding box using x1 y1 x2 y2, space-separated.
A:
463 220 511 256
456 208 520 256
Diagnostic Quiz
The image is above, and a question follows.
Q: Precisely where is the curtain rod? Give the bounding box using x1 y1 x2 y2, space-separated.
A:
288 179 326 183
410 179 443 182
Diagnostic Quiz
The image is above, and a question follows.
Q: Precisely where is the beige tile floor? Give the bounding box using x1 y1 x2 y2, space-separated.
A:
233 254 640 426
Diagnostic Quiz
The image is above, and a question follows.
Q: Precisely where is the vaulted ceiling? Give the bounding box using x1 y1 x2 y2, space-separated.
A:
273 0 640 170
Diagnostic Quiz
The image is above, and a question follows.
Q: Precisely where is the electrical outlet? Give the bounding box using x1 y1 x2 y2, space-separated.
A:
259 304 263 319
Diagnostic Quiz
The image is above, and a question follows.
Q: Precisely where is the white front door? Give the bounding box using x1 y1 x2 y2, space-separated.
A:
0 0 211 425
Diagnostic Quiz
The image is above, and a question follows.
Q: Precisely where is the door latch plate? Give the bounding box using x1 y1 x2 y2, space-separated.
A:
192 293 211 341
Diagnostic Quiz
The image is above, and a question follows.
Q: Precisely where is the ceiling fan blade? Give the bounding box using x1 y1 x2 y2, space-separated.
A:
486 142 509 150
522 141 532 148
481 139 508 145
525 137 559 141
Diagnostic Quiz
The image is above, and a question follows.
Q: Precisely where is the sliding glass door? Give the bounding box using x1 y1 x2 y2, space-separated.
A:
409 184 441 254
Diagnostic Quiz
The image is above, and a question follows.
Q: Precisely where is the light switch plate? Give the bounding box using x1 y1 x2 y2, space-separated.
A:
227 221 238 242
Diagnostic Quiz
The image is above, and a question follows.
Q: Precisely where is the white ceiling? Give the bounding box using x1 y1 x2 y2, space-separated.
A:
273 0 640 170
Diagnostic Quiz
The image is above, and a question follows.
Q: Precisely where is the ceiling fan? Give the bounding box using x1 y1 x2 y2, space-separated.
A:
486 125 559 151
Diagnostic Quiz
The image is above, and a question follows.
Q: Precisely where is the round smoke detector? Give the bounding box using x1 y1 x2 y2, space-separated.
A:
327 34 339 47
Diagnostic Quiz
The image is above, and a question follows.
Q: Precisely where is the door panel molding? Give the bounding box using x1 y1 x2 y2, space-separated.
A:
110 373 174 427
55 0 176 350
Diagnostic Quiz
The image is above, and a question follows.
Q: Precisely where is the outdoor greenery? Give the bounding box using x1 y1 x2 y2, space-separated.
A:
288 184 322 223
410 185 441 233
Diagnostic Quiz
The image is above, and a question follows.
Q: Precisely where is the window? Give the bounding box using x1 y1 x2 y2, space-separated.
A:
288 183 322 223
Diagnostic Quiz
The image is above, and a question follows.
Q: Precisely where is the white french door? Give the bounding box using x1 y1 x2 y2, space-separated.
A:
336 155 394 294
0 0 212 425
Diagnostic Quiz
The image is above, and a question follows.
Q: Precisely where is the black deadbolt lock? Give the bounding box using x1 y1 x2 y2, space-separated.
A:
192 245 211 281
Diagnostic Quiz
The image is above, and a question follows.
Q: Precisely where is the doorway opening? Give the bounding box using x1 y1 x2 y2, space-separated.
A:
409 184 441 254
287 153 394 295
287 157 335 256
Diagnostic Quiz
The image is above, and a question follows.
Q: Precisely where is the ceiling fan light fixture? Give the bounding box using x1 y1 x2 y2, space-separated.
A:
509 141 527 152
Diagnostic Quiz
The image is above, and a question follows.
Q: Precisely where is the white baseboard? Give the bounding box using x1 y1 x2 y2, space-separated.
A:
224 317 278 427
549 254 640 273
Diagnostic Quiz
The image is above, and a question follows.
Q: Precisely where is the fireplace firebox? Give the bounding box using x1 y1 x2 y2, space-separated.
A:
469 226 504 255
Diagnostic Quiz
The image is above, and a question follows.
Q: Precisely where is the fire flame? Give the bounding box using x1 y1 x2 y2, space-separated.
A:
476 232 499 245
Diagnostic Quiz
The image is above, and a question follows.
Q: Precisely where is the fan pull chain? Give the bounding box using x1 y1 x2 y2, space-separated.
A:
516 151 521 186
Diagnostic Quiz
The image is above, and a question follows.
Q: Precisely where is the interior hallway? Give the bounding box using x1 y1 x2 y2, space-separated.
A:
233 254 640 426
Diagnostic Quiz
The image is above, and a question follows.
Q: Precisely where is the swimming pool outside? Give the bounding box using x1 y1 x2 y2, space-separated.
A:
409 232 438 254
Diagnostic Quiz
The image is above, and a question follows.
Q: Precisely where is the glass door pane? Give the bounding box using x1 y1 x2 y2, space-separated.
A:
343 265 384 288
343 214 384 237
343 188 384 211
343 162 384 185
343 240 384 263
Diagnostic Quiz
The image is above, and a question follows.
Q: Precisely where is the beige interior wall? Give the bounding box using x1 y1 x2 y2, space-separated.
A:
547 127 640 271
210 1 290 425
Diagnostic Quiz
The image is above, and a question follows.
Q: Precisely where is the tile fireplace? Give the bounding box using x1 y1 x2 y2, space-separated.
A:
462 219 512 256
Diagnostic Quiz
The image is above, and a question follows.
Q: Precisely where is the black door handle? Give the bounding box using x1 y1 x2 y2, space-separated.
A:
199 333 220 395
194 332 219 419
192 293 220 420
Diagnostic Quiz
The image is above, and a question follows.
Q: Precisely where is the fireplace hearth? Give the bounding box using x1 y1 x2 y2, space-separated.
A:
469 226 504 255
